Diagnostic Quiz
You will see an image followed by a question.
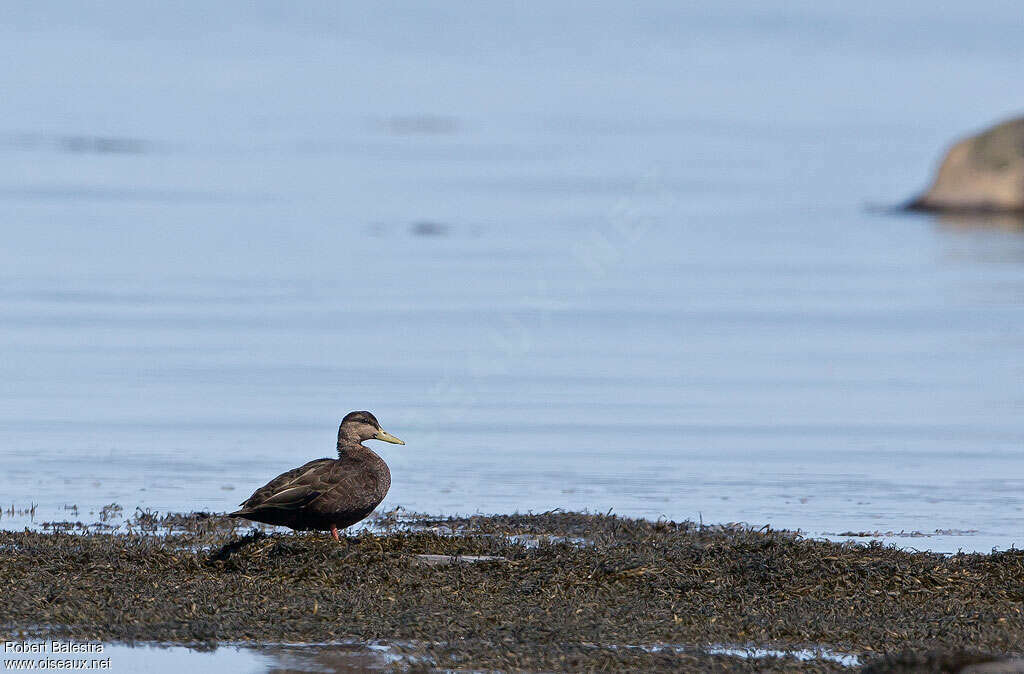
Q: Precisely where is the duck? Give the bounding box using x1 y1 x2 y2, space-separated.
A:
229 411 405 541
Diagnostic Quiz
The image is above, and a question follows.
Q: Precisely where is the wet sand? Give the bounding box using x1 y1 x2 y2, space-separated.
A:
2 510 1023 671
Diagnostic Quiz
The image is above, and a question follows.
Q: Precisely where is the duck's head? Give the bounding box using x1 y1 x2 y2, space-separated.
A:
338 410 405 446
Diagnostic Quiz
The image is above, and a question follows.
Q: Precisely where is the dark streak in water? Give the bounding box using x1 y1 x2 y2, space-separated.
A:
0 133 150 154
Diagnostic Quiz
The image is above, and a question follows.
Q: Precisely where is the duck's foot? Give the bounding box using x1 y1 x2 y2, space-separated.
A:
331 525 340 542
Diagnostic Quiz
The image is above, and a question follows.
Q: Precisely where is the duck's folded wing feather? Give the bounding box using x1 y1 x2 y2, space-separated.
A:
239 458 334 509
246 484 321 510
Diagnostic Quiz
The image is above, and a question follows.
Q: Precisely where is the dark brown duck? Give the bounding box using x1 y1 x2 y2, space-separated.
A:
229 411 405 540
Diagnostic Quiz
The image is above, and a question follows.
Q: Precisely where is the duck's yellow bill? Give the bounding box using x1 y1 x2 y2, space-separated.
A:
375 429 405 445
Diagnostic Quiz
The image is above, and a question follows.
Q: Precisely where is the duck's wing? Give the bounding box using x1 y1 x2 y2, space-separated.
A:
236 458 334 511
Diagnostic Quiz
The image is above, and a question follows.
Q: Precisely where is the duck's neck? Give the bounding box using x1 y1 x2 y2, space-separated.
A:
337 439 372 458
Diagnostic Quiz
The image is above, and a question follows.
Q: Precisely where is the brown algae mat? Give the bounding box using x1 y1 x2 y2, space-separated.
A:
2 511 1023 672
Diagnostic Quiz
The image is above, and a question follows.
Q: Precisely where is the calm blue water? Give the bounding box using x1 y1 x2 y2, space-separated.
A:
2 2 1024 555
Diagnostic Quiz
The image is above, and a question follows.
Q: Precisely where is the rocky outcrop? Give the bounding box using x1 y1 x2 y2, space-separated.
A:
909 116 1024 213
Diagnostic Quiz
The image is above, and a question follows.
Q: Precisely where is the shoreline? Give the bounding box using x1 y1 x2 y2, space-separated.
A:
3 503 1011 556
2 510 1023 671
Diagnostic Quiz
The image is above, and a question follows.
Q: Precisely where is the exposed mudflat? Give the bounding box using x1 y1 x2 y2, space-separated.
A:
2 511 1023 671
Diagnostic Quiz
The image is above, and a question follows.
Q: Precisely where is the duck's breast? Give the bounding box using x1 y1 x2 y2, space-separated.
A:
317 450 391 517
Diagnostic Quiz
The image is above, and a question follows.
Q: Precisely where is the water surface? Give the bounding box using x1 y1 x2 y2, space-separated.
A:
1 2 1024 553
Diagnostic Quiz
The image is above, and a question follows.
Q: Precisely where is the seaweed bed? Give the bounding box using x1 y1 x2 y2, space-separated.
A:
2 510 1023 672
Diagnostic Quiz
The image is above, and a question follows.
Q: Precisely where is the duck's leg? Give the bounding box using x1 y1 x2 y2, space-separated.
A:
331 525 340 542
